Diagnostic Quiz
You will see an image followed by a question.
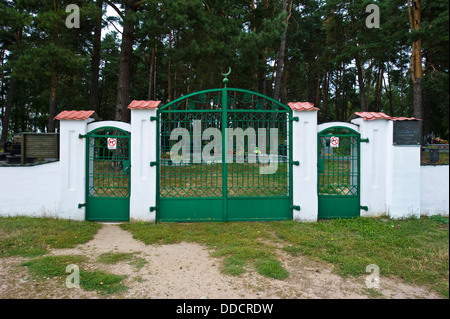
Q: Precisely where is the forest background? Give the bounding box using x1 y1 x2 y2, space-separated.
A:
0 0 448 145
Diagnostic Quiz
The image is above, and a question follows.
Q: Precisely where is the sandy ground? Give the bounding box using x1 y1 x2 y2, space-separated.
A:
0 223 443 299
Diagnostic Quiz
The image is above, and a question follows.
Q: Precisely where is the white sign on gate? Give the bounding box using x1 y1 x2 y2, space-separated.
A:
107 138 117 150
330 136 339 148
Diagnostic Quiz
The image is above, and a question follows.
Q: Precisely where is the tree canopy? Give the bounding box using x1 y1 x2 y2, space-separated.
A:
1 0 448 143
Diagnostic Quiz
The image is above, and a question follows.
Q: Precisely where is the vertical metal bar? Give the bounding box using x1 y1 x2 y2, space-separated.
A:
221 88 228 221
357 134 361 198
288 110 293 219
156 113 161 221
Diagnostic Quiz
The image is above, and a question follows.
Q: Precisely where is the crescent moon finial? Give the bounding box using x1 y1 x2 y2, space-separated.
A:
222 67 232 77
222 67 231 87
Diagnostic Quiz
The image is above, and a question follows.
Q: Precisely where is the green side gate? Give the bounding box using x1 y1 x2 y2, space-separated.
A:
85 127 131 221
156 85 294 222
317 126 361 218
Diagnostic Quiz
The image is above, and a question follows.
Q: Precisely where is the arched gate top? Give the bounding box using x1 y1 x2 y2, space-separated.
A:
158 87 292 113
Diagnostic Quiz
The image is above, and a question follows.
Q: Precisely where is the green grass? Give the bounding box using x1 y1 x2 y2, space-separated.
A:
1 215 448 298
98 252 148 270
0 217 126 295
22 255 127 295
270 216 449 298
121 216 448 297
0 216 101 257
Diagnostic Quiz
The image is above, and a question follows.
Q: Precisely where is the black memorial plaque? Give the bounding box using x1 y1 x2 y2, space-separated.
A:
393 121 420 145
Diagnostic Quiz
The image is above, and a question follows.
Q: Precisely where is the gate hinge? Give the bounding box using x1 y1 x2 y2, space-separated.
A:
360 205 369 211
78 203 86 209
150 161 157 167
291 161 300 166
78 134 86 139
291 117 299 122
360 138 369 143
149 206 158 212
290 205 301 211
150 116 158 121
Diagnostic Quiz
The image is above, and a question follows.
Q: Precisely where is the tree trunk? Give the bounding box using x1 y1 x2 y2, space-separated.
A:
374 66 383 112
384 62 394 116
322 72 329 121
48 74 58 132
408 0 423 119
147 44 156 100
273 0 290 102
115 1 136 122
1 77 16 145
89 0 103 114
355 50 367 111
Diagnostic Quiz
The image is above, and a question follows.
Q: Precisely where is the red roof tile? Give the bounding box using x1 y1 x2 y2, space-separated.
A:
352 112 419 121
288 102 320 111
54 110 95 120
128 100 161 109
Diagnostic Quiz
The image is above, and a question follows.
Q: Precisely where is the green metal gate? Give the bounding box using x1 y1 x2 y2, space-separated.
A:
318 126 361 218
156 85 293 222
85 127 131 221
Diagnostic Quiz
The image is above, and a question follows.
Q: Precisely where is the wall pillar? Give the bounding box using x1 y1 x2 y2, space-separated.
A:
128 100 160 222
55 111 95 220
352 113 421 218
288 102 319 222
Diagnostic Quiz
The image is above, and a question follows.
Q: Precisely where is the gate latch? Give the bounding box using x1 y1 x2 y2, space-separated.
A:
150 161 157 167
360 206 369 211
149 206 158 212
290 205 301 211
78 203 86 209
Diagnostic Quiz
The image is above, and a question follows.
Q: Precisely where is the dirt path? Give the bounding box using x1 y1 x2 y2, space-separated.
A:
0 223 442 299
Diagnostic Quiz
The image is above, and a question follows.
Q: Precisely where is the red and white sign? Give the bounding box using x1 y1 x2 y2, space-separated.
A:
107 138 117 150
330 136 339 148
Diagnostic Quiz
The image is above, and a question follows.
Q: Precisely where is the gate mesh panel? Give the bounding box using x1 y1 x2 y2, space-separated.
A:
159 91 290 199
318 129 359 196
87 129 130 198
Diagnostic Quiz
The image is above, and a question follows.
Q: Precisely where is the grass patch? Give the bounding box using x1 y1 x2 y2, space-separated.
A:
22 255 127 295
2 216 447 297
98 252 135 264
121 221 288 280
272 216 449 298
98 251 148 270
256 258 289 280
122 216 448 297
0 216 101 257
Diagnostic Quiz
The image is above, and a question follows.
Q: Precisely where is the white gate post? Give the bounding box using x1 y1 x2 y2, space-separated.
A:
351 113 421 218
288 102 319 222
55 111 95 220
128 100 160 222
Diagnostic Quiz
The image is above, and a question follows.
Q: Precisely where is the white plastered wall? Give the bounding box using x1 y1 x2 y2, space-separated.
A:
292 110 318 222
0 162 61 217
129 108 157 222
420 165 449 216
58 118 93 220
351 117 421 218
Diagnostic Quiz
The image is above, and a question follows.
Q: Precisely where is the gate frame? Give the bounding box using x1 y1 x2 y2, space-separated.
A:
317 122 361 219
84 121 131 221
156 86 295 222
